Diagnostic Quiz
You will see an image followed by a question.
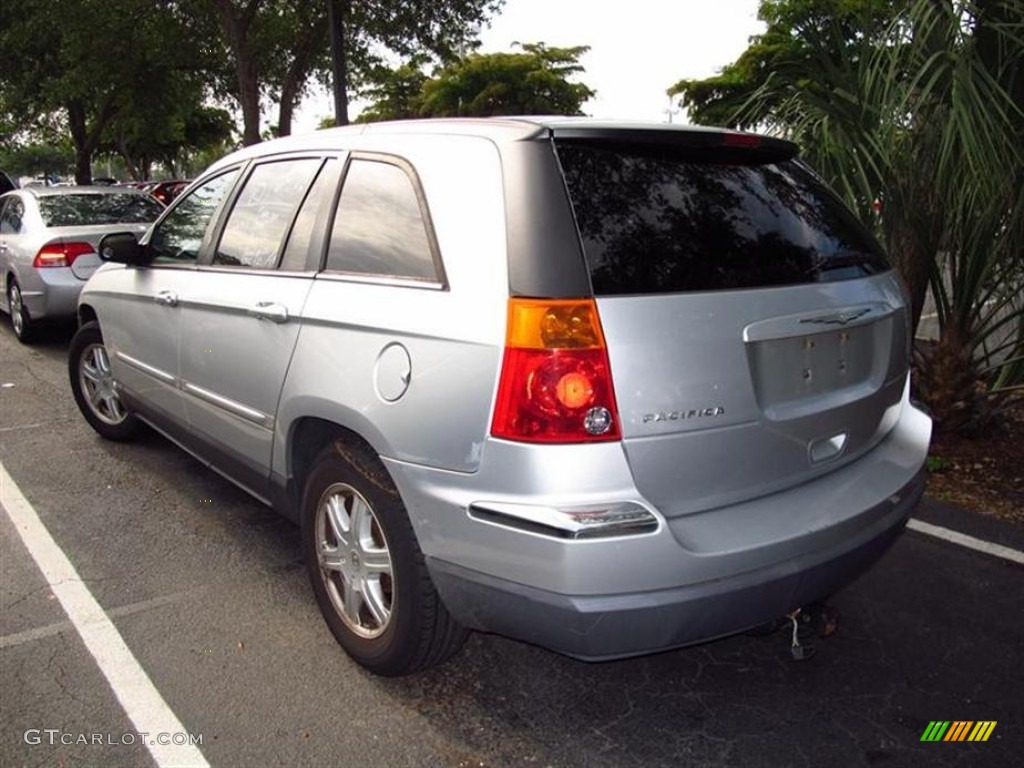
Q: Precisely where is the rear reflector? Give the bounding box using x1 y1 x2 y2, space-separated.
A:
491 299 621 443
468 501 658 539
33 241 94 268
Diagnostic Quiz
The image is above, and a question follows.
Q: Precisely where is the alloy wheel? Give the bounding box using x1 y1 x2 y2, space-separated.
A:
315 482 394 638
78 343 128 425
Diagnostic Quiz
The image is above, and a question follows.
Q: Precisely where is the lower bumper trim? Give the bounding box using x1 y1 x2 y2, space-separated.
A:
428 468 925 661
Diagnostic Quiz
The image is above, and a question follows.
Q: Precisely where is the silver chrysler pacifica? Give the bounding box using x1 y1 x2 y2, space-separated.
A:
69 118 932 675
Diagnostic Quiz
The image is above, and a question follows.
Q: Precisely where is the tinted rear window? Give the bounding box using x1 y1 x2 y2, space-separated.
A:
38 193 164 227
555 142 888 295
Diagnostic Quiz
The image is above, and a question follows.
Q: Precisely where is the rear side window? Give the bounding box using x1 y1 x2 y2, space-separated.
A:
37 193 163 227
556 142 888 295
214 158 322 269
0 197 25 234
325 158 439 282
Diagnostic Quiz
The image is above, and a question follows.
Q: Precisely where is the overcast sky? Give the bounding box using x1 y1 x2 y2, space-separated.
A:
291 0 764 131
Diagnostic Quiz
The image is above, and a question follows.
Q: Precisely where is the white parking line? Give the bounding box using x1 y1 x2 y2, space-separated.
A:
908 518 1024 565
0 463 209 768
1 591 199 649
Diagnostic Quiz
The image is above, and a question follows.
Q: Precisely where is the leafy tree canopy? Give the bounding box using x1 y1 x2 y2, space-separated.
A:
0 0 214 183
668 0 901 127
99 99 235 181
194 0 504 144
355 60 433 123
360 42 595 121
0 142 74 180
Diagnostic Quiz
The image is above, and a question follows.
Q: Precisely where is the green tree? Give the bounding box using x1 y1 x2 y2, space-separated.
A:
0 0 210 184
669 0 901 127
355 62 432 123
672 0 1024 433
0 142 74 180
101 100 235 180
200 0 503 144
415 43 595 117
323 0 505 127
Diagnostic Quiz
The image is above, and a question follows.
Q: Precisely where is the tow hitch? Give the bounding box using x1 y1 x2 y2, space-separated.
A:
788 602 839 661
746 602 839 661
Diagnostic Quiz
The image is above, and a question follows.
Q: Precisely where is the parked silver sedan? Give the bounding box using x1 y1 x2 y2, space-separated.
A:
0 186 163 342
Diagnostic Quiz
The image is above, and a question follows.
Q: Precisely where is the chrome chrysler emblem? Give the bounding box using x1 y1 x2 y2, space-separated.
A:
799 308 871 326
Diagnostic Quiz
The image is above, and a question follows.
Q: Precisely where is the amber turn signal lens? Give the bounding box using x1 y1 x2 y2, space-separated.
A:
506 299 605 350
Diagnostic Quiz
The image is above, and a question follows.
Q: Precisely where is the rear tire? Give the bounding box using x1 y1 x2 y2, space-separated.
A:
7 279 33 343
302 439 467 676
68 321 140 441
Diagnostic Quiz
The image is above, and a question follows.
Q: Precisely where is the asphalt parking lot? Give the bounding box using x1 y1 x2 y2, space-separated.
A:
2 322 1022 768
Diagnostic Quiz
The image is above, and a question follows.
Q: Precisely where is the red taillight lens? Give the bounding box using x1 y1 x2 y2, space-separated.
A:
33 241 94 268
491 299 621 443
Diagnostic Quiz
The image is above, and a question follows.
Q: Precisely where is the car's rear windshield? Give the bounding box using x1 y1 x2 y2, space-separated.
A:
555 141 889 295
38 193 164 227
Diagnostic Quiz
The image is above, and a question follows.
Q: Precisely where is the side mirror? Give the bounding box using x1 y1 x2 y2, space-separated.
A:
98 232 144 264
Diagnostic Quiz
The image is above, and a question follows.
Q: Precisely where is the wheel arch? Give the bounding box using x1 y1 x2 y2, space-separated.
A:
280 411 395 520
77 302 98 328
4 268 20 300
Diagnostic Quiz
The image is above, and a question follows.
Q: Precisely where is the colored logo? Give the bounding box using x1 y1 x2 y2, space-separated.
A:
920 721 997 742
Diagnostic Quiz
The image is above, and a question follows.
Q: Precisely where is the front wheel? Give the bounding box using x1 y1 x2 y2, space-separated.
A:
302 440 467 676
68 321 140 441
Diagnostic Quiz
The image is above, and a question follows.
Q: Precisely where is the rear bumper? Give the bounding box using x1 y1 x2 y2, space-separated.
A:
428 467 924 660
385 392 931 660
19 268 83 321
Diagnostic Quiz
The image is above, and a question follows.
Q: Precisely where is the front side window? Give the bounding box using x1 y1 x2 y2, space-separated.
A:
214 159 322 269
325 159 439 281
149 170 239 264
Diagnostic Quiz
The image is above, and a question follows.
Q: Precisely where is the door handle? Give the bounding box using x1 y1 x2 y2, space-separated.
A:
250 302 289 323
155 290 179 307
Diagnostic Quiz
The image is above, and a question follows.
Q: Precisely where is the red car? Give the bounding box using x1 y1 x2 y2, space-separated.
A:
148 179 191 205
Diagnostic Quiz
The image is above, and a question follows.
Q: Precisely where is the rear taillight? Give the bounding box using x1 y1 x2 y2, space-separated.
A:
33 241 94 268
491 298 621 443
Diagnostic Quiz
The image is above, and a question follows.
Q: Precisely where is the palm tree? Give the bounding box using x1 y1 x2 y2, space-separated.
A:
736 0 1024 435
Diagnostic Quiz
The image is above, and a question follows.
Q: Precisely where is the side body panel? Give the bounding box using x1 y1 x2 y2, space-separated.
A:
86 265 192 425
178 271 315 497
275 134 510 480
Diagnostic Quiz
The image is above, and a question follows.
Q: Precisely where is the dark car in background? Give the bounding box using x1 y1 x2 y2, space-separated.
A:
0 186 164 342
0 171 17 195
